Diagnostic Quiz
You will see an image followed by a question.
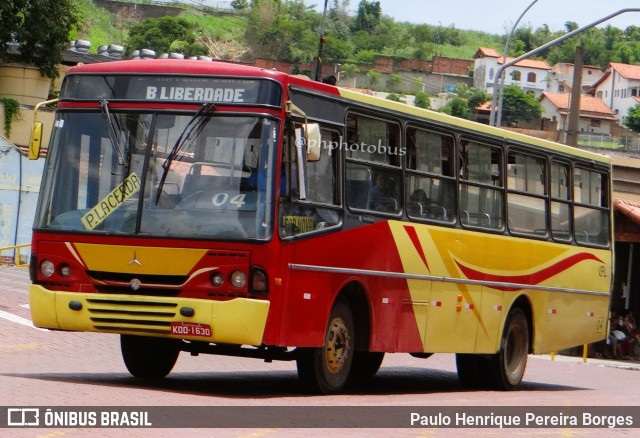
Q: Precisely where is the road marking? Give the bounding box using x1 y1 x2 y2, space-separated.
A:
0 343 39 351
0 309 46 331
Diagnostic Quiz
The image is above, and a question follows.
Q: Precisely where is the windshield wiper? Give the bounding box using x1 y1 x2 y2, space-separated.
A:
99 99 126 165
155 103 216 205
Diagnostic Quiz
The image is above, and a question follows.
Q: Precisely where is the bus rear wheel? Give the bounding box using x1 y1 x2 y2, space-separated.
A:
489 307 529 390
296 298 354 394
120 334 180 379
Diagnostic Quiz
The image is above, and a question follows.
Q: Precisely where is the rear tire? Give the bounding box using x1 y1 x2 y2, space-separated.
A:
120 335 180 379
296 298 354 394
488 307 529 390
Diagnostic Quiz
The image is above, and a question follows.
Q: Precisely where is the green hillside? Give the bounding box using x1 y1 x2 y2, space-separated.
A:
72 0 640 68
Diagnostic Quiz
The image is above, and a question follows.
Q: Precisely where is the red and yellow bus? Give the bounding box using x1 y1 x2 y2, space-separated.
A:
28 59 612 394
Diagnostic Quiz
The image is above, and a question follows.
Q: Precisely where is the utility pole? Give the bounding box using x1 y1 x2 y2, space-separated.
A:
314 0 329 81
566 46 584 146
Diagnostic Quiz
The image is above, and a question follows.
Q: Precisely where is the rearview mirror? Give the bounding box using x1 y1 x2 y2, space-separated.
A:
28 122 43 160
305 123 321 162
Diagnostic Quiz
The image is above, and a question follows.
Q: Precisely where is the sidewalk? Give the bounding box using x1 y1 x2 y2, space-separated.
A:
535 353 640 371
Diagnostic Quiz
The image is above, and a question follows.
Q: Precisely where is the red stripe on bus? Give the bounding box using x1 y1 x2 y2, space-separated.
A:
454 252 603 291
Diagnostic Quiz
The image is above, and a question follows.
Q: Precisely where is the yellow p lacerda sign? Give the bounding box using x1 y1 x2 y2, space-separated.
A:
81 173 141 230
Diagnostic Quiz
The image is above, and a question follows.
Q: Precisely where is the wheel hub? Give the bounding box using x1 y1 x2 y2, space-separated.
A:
325 317 350 373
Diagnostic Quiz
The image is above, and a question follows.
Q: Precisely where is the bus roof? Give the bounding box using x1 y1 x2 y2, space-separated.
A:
66 58 337 94
66 59 610 165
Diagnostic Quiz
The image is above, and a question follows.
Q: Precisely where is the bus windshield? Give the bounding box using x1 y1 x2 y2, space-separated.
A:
36 110 278 240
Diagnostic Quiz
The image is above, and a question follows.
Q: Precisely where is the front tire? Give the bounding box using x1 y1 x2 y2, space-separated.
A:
120 335 180 379
296 298 355 394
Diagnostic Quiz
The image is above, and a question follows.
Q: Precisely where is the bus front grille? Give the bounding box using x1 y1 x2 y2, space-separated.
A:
86 298 178 334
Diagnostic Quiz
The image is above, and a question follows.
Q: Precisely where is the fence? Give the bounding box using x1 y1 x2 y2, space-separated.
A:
0 244 31 267
577 133 640 152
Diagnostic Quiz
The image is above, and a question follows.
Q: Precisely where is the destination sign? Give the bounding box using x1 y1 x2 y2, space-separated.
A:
61 74 282 106
145 85 246 102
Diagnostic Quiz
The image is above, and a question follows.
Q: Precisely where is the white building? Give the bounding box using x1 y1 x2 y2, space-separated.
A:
591 62 640 125
548 63 604 94
473 47 551 97
539 92 617 140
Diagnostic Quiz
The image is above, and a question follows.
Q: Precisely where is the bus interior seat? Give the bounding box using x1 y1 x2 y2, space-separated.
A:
427 204 448 220
371 197 398 212
182 174 242 198
346 179 370 210
407 201 424 217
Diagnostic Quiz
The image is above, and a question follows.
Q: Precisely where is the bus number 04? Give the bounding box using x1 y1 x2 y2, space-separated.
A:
211 192 246 208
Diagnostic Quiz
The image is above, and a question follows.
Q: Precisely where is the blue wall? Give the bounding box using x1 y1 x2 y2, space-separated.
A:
0 144 44 261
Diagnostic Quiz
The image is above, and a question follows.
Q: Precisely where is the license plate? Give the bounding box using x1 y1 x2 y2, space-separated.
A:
170 322 212 337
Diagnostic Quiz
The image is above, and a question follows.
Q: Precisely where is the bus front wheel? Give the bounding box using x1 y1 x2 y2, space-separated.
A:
296 298 355 394
120 334 180 379
489 307 529 390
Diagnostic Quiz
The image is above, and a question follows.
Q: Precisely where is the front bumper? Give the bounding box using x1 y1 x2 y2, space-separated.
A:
29 285 270 346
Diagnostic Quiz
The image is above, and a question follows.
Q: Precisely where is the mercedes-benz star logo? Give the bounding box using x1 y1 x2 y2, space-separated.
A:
128 251 142 266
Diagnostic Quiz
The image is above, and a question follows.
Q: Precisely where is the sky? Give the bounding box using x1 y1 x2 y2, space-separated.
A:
306 0 640 34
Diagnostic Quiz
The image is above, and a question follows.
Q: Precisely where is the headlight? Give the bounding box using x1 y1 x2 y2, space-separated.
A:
210 272 224 286
230 270 246 288
40 260 55 277
59 264 72 277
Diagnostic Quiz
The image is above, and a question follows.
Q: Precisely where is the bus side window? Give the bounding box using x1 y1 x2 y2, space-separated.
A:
405 126 455 222
550 160 571 242
574 167 610 246
458 139 504 230
280 125 342 238
344 113 401 215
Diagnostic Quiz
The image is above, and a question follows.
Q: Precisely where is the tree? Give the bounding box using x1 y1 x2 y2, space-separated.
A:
387 73 401 91
624 105 640 131
386 93 402 102
442 96 472 119
467 88 491 111
354 0 381 34
126 16 207 57
231 0 249 10
500 85 542 126
0 0 80 79
367 69 381 88
340 63 360 78
245 0 318 63
440 84 490 120
414 91 431 109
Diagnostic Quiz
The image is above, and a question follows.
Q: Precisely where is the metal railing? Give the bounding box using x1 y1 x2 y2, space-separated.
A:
0 244 31 267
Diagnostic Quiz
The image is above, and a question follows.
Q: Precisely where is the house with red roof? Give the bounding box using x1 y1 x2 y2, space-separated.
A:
539 92 617 139
473 47 551 98
590 62 640 125
548 62 604 94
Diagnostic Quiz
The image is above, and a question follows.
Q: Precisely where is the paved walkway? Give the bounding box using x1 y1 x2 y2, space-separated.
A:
536 353 640 371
